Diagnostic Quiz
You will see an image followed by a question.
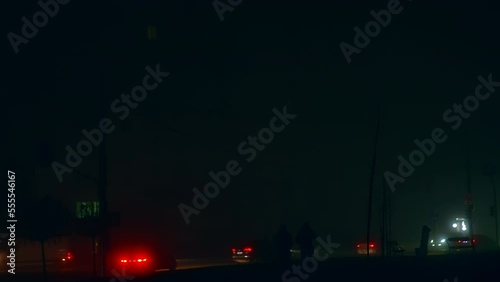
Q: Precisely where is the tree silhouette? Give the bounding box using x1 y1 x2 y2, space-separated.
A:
17 195 71 281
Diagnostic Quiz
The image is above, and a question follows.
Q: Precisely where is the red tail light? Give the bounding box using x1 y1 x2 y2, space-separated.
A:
120 258 147 263
243 247 252 252
473 239 476 243
458 240 462 243
356 244 360 248
369 244 375 248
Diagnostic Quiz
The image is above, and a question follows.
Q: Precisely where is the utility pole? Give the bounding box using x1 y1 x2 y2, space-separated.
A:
387 181 392 254
491 174 498 248
483 162 498 248
492 174 499 248
366 108 381 258
464 133 474 248
381 179 386 257
98 71 109 278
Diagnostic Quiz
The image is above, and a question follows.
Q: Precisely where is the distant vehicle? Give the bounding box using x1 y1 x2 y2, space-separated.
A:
232 246 256 263
109 246 176 275
428 238 448 252
231 239 280 263
110 247 155 275
356 242 377 255
447 237 475 254
58 249 74 263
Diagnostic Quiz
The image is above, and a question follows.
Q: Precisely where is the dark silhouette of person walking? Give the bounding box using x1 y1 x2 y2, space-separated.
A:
296 222 316 259
275 224 293 265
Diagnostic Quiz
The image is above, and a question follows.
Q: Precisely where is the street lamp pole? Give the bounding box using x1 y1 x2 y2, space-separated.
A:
490 174 499 248
483 163 498 248
464 134 474 246
98 136 108 277
366 108 381 259
98 74 109 277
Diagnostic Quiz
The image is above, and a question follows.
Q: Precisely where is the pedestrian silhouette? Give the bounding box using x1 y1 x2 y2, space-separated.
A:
296 222 316 259
275 224 293 265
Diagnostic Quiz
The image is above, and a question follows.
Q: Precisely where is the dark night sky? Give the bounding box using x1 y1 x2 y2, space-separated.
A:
3 0 500 256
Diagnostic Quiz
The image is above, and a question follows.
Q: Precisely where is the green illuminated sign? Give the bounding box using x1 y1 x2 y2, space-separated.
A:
76 202 99 219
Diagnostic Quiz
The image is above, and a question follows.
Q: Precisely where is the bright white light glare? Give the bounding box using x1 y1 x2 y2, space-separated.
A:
440 239 446 243
430 240 434 243
462 226 467 231
452 223 458 228
438 244 442 246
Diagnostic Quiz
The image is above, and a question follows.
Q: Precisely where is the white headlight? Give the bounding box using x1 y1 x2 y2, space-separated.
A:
440 239 445 243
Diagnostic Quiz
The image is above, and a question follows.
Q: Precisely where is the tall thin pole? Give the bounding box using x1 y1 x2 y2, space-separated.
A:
483 162 498 248
92 234 97 277
387 182 392 252
98 77 109 277
490 174 499 247
464 133 474 245
381 179 386 257
366 108 381 258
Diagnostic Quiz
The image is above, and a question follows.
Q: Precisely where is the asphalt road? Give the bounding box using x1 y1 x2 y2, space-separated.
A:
2 252 500 282
0 257 237 274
